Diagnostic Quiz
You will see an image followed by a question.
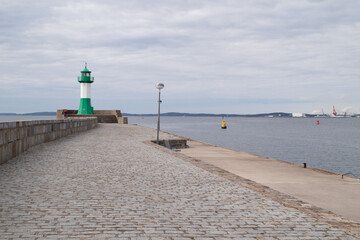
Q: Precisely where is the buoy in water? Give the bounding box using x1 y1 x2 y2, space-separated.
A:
221 120 227 129
316 120 320 125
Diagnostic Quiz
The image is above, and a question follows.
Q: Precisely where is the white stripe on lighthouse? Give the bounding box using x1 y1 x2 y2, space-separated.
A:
80 83 91 98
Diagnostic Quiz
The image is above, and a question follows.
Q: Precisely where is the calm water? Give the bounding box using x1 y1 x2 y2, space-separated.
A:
129 116 360 177
0 115 56 122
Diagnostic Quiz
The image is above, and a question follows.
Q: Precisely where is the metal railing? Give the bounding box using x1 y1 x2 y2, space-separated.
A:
341 172 360 180
77 76 94 82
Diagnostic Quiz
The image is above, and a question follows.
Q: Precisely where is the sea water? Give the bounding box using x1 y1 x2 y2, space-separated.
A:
0 115 56 122
129 116 360 177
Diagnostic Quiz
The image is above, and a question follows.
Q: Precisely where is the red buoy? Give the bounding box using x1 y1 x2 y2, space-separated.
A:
316 120 320 125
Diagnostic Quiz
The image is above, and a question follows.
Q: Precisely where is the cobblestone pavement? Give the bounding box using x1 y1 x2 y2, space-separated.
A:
0 124 357 239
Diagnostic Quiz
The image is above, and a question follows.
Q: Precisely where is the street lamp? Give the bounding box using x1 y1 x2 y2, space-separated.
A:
156 83 164 144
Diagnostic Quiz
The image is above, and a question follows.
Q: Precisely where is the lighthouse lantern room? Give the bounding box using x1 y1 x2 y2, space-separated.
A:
77 63 94 115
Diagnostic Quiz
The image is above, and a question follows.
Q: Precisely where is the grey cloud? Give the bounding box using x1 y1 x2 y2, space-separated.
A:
0 0 359 113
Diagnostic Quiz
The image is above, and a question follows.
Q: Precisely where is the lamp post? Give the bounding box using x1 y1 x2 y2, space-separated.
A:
156 83 164 144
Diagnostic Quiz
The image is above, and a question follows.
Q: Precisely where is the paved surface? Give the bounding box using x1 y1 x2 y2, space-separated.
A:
180 140 360 223
0 124 358 239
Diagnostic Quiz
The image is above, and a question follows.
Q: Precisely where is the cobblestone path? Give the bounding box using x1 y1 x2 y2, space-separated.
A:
0 124 357 239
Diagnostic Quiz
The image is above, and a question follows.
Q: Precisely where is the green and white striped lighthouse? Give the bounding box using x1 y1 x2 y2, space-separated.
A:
77 63 94 115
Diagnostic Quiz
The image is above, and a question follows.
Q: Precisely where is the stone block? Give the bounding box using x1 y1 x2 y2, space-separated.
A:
19 128 27 139
27 127 34 137
118 117 128 124
0 131 5 145
154 139 188 149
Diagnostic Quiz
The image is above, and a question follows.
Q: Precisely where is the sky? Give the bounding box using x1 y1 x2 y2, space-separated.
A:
0 0 359 114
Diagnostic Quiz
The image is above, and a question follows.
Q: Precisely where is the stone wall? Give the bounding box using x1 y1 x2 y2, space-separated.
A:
56 109 128 124
0 118 97 165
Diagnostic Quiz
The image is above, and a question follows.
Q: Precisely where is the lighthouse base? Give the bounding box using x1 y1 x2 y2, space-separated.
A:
56 109 128 124
78 98 94 115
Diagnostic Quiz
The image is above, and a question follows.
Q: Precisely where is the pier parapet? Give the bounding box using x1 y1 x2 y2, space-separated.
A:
0 118 97 165
56 109 128 124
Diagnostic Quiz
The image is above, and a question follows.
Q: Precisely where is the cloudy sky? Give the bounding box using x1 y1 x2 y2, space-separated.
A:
1 0 359 114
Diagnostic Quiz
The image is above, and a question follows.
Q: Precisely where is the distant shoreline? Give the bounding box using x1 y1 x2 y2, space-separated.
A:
1 112 359 118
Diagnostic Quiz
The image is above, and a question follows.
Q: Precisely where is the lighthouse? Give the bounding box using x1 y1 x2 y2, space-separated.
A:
77 63 94 115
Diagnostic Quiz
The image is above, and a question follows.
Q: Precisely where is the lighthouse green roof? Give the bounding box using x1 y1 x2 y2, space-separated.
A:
81 65 91 73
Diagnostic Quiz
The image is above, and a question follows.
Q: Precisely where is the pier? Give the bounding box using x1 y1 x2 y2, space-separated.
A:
181 140 360 222
0 123 359 239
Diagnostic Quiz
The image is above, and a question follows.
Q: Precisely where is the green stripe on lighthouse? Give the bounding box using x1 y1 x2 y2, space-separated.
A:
78 98 94 114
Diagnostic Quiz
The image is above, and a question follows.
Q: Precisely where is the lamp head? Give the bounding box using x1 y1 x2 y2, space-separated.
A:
156 83 164 90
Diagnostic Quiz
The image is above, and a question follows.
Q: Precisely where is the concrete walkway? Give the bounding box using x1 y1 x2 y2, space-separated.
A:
180 140 360 223
0 124 358 239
